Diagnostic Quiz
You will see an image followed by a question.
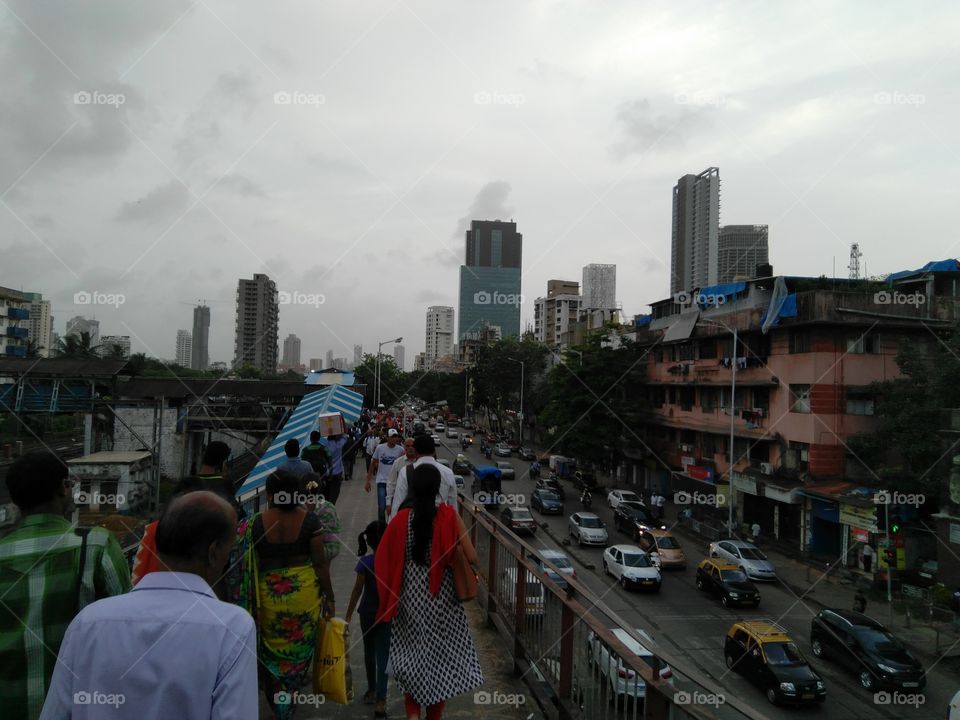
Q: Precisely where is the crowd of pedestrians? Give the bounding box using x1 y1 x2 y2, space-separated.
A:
0 406 483 720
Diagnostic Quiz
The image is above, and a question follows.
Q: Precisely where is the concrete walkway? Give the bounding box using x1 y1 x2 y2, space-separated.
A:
258 464 543 719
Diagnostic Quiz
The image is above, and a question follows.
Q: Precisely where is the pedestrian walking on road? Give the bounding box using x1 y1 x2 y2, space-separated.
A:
375 465 484 719
322 430 350 504
236 471 335 720
366 429 405 523
1 451 132 720
40 491 257 720
861 544 875 574
385 437 417 521
278 438 314 479
751 522 761 545
345 520 391 716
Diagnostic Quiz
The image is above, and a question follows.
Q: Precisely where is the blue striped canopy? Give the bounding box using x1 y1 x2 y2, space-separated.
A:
236 384 364 502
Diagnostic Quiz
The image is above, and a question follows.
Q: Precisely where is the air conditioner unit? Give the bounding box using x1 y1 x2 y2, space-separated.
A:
760 462 775 475
680 443 694 453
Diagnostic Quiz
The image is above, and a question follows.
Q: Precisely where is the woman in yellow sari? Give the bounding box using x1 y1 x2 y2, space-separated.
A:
238 470 334 719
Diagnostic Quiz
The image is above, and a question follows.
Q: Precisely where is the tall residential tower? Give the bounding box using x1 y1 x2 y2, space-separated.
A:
234 274 279 374
670 167 720 295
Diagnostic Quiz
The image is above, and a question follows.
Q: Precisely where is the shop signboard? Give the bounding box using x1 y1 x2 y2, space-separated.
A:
839 502 878 533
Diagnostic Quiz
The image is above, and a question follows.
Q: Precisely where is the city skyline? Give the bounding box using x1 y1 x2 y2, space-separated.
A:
0 4 954 363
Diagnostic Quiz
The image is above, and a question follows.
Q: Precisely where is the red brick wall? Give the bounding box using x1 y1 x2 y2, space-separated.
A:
809 383 842 414
809 444 845 477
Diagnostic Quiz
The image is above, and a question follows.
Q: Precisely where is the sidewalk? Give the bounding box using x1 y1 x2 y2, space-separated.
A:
259 465 543 719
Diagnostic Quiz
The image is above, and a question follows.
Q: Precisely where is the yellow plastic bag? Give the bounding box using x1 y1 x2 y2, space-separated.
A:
312 617 353 704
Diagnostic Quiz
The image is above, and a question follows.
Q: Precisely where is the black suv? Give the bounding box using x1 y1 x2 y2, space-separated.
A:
696 558 761 608
810 609 926 692
613 501 666 537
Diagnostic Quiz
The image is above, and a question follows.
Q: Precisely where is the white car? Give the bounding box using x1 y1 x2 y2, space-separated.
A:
587 627 674 704
608 489 642 509
568 512 609 547
602 545 661 591
949 688 960 720
498 567 545 616
435 422 445 432
709 539 777 581
430 434 441 445
446 427 458 438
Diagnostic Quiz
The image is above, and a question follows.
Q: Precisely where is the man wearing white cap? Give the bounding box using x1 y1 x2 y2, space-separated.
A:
365 428 404 522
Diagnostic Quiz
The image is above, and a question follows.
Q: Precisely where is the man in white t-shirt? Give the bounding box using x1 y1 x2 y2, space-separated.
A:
385 437 416 520
390 435 458 517
366 429 404 522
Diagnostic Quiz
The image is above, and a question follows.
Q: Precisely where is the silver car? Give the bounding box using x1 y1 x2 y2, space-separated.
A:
568 512 609 547
708 539 777 581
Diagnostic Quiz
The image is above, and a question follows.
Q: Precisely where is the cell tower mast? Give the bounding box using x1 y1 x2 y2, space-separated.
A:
848 243 863 279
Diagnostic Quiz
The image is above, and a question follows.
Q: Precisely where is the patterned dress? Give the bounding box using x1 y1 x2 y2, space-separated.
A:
389 517 484 705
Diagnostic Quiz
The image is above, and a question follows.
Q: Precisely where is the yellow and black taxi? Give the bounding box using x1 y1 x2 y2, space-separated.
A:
696 558 760 607
724 620 826 706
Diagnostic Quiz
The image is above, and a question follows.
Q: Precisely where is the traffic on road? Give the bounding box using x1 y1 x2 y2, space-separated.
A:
425 420 956 720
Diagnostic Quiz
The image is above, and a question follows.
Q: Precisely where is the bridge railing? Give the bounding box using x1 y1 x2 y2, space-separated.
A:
459 496 771 720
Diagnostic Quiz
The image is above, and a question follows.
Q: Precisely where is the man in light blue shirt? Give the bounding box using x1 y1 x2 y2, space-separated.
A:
40 491 257 720
276 438 313 478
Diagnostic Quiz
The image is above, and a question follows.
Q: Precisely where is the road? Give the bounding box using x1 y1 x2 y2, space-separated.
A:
435 434 957 720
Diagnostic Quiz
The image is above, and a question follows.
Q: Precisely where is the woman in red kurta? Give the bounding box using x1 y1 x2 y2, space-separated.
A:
374 464 482 719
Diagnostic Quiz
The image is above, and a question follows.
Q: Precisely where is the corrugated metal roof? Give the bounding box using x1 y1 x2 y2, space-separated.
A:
236 385 364 501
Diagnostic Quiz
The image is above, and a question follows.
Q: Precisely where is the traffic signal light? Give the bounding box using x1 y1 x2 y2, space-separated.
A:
889 521 901 534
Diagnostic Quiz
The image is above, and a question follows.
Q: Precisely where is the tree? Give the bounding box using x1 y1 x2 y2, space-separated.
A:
848 326 960 495
55 332 100 359
236 363 262 379
354 353 404 407
538 331 649 470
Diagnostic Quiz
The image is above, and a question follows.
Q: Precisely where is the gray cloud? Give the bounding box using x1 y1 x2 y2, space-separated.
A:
116 181 190 225
217 174 266 197
612 98 713 157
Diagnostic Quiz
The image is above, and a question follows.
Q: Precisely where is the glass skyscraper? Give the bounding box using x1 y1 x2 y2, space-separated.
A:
458 220 523 340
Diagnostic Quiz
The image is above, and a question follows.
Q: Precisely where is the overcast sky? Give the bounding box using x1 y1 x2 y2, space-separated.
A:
2 1 957 366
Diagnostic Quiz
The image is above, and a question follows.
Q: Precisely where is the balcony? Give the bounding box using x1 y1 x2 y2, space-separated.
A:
6 326 28 339
4 345 27 357
6 307 29 320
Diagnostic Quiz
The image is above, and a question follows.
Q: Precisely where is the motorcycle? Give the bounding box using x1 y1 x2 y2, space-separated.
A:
461 438 469 452
580 488 592 508
484 447 492 460
529 463 540 479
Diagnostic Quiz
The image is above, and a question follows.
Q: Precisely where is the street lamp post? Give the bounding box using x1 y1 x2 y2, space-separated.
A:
506 357 525 443
699 318 739 535
727 326 738 536
376 336 403 407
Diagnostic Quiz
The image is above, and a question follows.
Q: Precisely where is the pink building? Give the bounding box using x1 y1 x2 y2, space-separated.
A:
630 267 960 562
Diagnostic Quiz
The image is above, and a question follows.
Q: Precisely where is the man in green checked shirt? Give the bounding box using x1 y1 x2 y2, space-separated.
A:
0 451 131 720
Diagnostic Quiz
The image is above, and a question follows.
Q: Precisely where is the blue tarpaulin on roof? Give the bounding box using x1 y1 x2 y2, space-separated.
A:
760 292 797 328
695 281 747 308
236 384 364 501
887 259 960 283
634 314 652 327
